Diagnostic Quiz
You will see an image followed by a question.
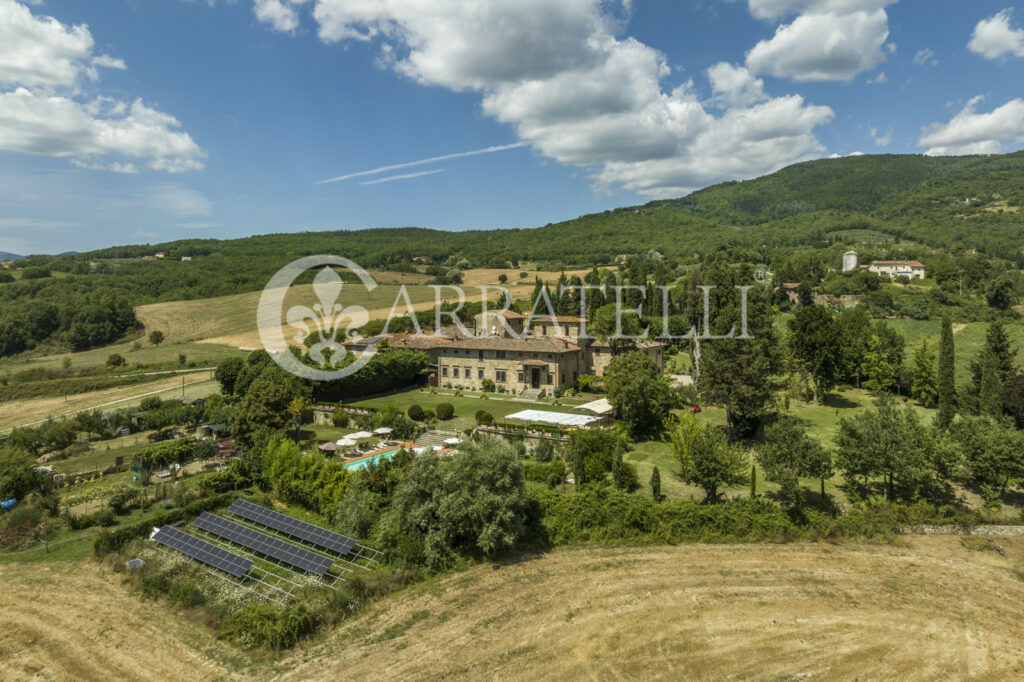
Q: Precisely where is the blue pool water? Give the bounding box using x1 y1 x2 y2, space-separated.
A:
343 448 402 471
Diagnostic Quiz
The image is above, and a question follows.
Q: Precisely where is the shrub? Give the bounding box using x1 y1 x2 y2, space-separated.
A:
378 439 529 569
407 404 425 421
474 410 494 425
436 403 454 420
106 354 126 368
481 379 495 393
523 460 566 488
533 439 555 462
219 604 316 650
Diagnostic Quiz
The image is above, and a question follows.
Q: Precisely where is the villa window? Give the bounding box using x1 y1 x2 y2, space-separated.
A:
442 366 448 377
496 370 507 382
453 367 459 378
464 366 471 377
496 350 507 360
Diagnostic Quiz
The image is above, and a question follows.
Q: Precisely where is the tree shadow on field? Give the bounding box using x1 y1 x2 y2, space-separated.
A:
822 393 860 410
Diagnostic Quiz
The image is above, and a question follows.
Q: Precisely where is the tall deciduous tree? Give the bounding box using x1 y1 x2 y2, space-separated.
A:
835 394 937 502
378 438 529 569
669 419 747 503
937 316 956 429
757 416 833 507
788 304 839 402
604 351 678 438
698 262 782 439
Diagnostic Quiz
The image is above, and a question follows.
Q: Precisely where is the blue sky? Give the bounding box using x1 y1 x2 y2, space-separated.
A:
1 0 1023 255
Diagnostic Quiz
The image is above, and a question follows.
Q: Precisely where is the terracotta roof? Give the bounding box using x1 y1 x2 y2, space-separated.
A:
529 315 586 323
441 336 580 353
870 260 925 268
589 339 665 350
388 333 453 350
478 308 525 319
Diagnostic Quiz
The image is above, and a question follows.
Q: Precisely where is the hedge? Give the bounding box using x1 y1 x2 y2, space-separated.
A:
92 491 245 557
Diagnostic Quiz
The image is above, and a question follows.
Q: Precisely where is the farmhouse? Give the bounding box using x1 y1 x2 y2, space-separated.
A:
868 260 926 279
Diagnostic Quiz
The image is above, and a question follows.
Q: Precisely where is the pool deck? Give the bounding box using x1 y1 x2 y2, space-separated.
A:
340 441 454 470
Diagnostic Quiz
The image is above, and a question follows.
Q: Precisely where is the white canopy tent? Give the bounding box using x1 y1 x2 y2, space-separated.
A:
336 438 358 447
373 427 394 435
346 431 374 439
443 437 461 445
572 398 614 416
504 409 601 427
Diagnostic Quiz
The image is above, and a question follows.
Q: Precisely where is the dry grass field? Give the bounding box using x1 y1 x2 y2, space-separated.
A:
0 375 218 431
3 537 1024 681
136 269 590 350
136 283 440 347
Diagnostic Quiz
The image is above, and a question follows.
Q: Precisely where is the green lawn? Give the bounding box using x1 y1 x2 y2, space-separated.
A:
623 386 936 503
342 387 587 421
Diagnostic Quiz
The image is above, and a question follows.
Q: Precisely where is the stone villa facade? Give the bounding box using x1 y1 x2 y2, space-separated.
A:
343 309 666 397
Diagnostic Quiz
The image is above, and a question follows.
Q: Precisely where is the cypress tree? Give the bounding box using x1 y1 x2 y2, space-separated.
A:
570 440 586 489
611 445 624 490
650 466 661 501
750 464 757 498
971 320 1017 394
979 349 1004 418
937 316 956 429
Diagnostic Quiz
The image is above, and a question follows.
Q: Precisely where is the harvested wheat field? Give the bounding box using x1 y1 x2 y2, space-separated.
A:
0 375 218 432
3 537 1024 681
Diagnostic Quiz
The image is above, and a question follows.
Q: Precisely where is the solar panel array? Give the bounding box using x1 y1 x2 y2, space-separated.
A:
152 525 252 578
194 512 333 576
229 499 356 555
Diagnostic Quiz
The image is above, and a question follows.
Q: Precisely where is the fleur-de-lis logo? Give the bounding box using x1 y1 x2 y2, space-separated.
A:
258 256 377 381
285 267 369 368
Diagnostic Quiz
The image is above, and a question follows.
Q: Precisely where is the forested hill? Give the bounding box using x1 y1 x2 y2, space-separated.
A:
3 151 1023 358
71 151 1024 268
4 151 1024 304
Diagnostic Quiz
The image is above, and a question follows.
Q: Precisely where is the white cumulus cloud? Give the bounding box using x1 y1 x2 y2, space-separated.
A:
919 96 1024 156
273 0 833 197
746 9 890 82
968 9 1024 60
0 89 206 172
748 0 895 21
253 0 310 34
0 0 204 173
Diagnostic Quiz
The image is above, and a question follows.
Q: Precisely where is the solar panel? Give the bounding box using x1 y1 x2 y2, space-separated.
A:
152 525 252 578
229 499 356 555
194 512 333 576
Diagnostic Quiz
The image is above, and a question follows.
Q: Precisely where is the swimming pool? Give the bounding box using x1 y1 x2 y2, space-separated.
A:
343 447 403 471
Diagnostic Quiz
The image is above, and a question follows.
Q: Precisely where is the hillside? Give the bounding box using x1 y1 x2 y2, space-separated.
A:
4 537 1024 680
3 151 1024 360
16 151 1024 282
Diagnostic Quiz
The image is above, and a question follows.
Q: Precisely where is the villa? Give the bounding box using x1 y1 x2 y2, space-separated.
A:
868 260 926 279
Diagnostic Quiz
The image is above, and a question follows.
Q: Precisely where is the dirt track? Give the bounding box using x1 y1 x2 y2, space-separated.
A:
3 538 1024 680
